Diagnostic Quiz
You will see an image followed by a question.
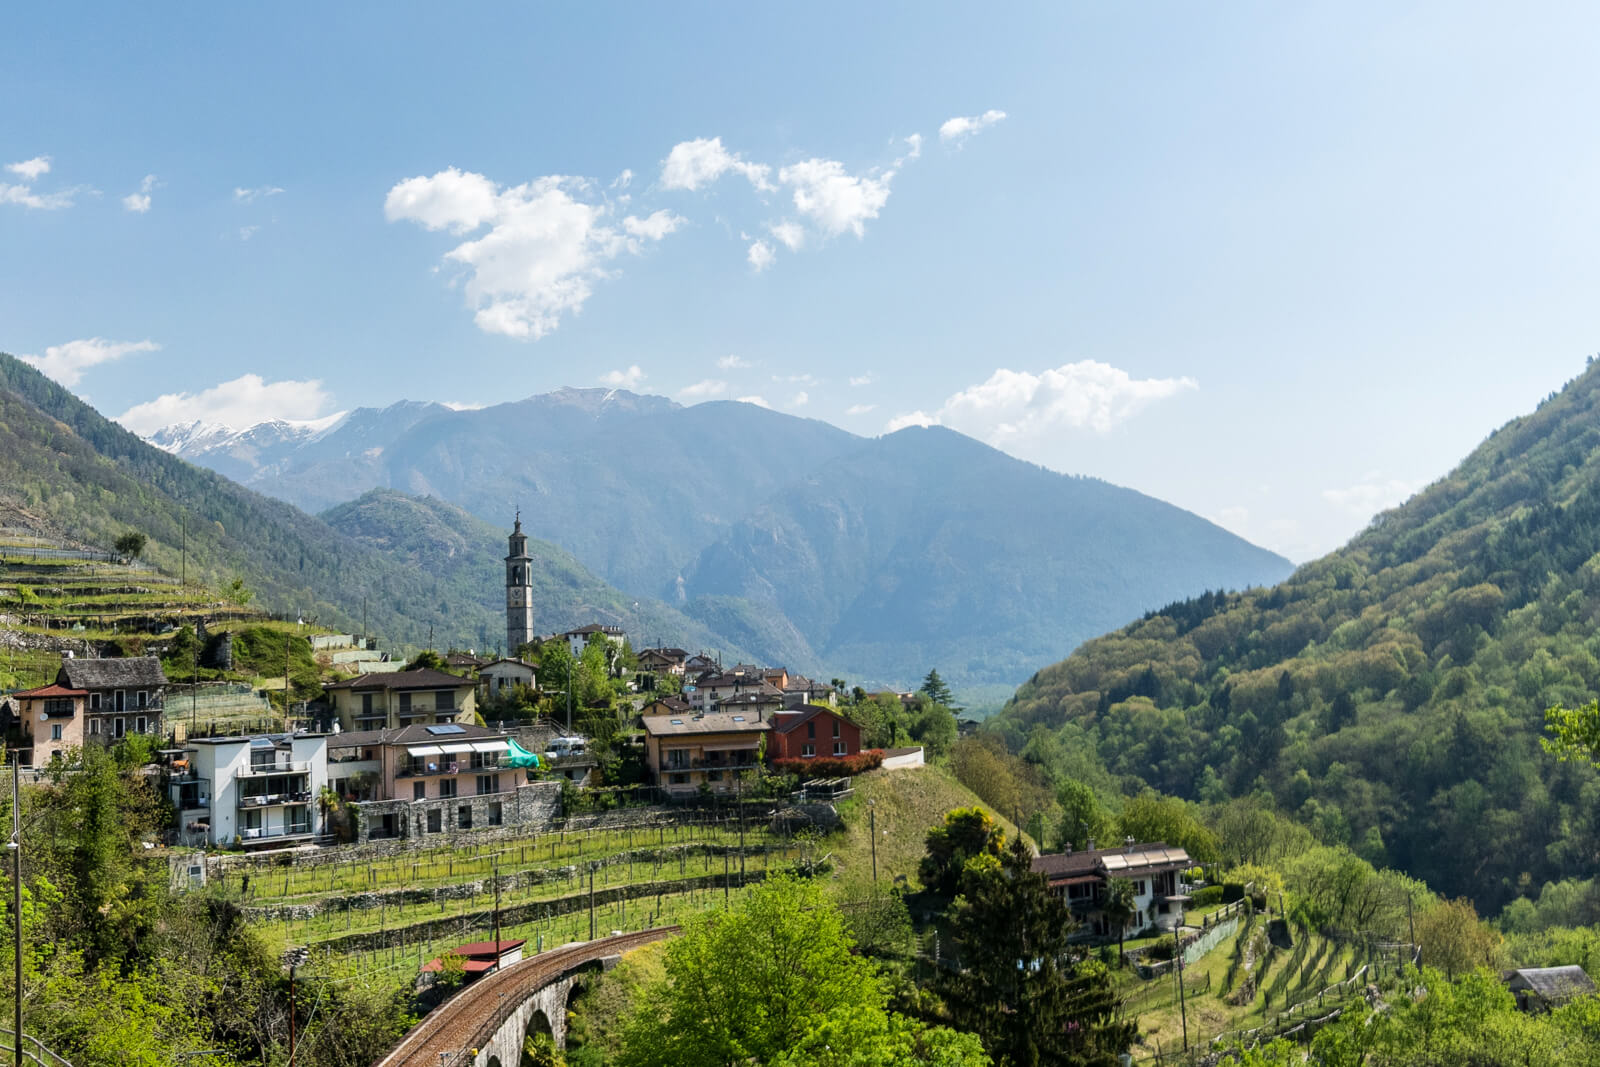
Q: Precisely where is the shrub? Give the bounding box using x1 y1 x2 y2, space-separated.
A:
1190 885 1225 908
772 749 885 777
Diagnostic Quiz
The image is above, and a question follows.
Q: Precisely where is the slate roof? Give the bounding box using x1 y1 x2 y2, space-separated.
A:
1031 842 1191 881
57 657 167 690
328 722 508 749
323 668 474 691
641 712 771 737
1508 966 1597 1001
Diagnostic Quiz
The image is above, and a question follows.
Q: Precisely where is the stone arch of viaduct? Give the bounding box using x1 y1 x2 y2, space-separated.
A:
373 929 677 1067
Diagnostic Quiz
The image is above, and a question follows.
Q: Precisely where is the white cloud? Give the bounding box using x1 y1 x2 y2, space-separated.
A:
717 354 750 370
1 158 85 211
747 239 775 272
778 158 892 238
737 395 770 408
849 374 875 387
768 221 805 251
117 374 339 436
622 209 685 240
904 134 923 160
845 403 876 416
905 360 1196 443
677 379 728 401
660 137 773 192
599 365 646 388
383 168 497 233
611 169 634 189
1322 474 1421 519
773 373 817 384
121 174 157 213
19 337 160 387
789 391 809 408
386 169 682 340
939 109 1007 143
7 157 50 181
884 410 937 433
234 185 284 203
238 225 260 241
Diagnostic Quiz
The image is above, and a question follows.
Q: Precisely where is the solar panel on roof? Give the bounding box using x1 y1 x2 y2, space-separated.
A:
426 724 467 735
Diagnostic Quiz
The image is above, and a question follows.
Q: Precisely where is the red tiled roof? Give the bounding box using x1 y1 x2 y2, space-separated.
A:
10 684 88 698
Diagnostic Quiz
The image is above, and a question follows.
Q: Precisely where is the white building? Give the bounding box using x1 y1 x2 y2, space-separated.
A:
169 733 329 849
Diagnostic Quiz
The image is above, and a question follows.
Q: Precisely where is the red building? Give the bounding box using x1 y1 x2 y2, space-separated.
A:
768 704 862 762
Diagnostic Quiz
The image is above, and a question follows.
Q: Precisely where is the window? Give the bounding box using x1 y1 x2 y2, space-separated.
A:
801 743 815 757
114 690 126 712
398 693 413 713
89 719 100 736
476 774 498 796
670 773 689 785
435 691 452 711
832 719 840 738
707 770 722 782
666 749 688 769
413 782 426 800
113 717 125 739
50 724 62 741
361 693 374 714
251 749 277 770
439 779 458 799
426 809 442 833
833 740 846 756
807 722 816 739
136 691 148 709
135 716 147 734
457 805 472 830
89 693 100 710
42 698 73 717
487 802 503 827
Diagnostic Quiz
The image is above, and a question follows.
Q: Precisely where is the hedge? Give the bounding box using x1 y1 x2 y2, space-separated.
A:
772 749 885 777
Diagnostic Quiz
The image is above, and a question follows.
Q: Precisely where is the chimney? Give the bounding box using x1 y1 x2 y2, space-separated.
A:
1064 843 1072 855
1125 835 1135 852
1085 838 1094 852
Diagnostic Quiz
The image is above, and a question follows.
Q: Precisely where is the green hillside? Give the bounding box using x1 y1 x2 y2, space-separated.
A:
989 360 1600 913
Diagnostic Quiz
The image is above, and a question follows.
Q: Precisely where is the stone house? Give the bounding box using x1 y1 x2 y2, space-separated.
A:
323 668 477 731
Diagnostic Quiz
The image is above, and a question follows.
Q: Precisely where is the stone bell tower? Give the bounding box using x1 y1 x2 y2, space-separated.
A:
505 512 535 655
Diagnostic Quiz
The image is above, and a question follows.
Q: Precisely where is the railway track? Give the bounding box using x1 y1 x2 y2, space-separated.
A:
374 927 678 1067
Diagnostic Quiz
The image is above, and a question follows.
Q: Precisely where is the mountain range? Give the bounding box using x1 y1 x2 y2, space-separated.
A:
148 387 1294 698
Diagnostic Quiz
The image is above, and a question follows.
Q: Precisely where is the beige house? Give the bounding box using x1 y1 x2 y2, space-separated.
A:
642 711 770 796
323 668 477 731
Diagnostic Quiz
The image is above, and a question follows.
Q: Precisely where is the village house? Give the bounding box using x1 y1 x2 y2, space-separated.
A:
781 674 835 709
1030 840 1193 940
687 671 783 712
167 732 330 849
2 655 169 764
476 657 537 702
322 668 477 731
1505 967 1598 1012
642 710 769 796
326 722 556 841
768 704 863 761
635 647 689 676
556 623 627 659
717 686 786 719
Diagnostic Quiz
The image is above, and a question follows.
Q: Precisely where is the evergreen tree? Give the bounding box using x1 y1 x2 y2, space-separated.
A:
921 668 955 707
941 836 1135 1066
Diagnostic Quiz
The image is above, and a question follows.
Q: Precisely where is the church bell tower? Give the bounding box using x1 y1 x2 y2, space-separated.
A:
505 513 535 655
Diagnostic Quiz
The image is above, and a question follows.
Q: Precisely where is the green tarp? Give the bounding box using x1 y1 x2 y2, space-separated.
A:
506 738 541 769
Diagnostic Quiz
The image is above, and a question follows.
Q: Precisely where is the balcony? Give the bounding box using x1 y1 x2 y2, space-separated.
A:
239 825 313 843
239 760 311 777
397 760 501 778
238 793 313 808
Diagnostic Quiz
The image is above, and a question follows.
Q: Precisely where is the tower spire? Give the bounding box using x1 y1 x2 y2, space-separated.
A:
505 514 534 654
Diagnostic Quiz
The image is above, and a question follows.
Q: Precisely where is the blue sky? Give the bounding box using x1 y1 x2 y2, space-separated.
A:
6 3 1600 561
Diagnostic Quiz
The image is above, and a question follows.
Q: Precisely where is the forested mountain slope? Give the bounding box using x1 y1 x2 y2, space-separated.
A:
683 426 1294 693
989 361 1600 912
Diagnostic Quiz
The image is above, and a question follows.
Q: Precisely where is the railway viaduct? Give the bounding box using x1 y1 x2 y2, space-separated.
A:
373 928 677 1067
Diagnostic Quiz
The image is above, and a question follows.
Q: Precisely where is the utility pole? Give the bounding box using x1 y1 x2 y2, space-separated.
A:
566 661 573 734
288 960 297 1067
11 756 21 1067
180 510 186 588
869 799 878 885
493 858 501 952
284 639 291 732
588 864 596 941
1175 937 1189 1054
